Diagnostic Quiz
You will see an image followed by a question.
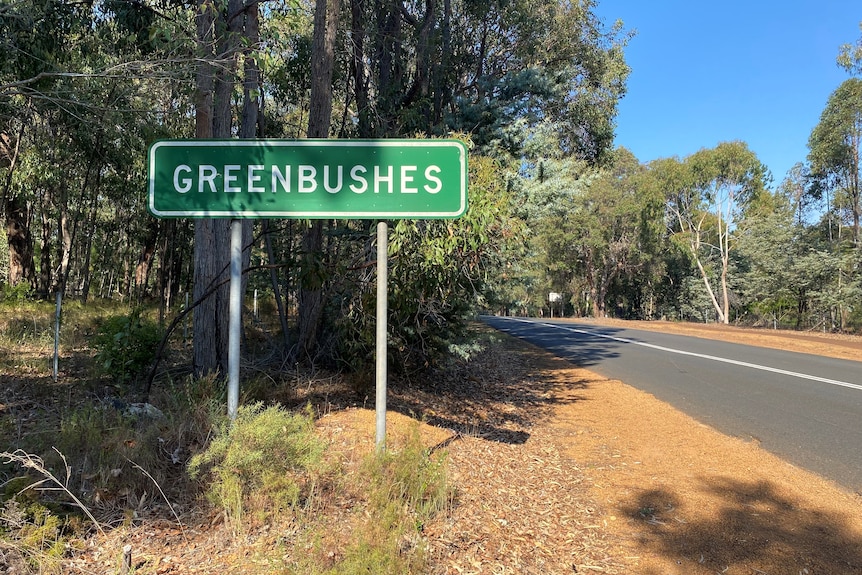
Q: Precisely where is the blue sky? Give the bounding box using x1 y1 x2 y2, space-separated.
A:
594 1 861 184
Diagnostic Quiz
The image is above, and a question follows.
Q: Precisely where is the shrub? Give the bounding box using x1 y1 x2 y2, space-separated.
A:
0 499 68 573
288 422 450 575
324 424 450 575
0 282 33 304
363 424 449 524
91 308 163 385
187 403 326 530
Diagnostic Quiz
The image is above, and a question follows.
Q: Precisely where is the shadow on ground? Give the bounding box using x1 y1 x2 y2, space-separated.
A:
622 477 862 574
289 324 599 445
386 334 597 445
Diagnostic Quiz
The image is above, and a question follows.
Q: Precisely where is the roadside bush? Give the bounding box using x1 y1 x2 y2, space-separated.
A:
290 422 450 575
187 403 326 530
0 282 33 304
363 423 449 524
91 308 162 385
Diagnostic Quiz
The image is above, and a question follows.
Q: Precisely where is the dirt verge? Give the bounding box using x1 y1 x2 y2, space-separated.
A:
9 319 862 574
502 319 862 574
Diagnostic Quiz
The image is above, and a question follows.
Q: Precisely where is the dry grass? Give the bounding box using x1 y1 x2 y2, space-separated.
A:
5 305 862 574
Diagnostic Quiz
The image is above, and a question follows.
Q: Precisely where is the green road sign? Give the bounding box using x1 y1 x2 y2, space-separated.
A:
148 139 468 219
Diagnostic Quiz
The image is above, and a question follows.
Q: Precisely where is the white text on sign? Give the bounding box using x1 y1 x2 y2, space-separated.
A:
172 164 444 195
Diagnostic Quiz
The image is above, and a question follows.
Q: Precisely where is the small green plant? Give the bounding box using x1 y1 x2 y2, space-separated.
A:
284 422 449 575
187 403 326 531
316 424 449 575
92 308 163 384
1 449 103 575
363 425 449 523
0 499 67 573
0 282 33 304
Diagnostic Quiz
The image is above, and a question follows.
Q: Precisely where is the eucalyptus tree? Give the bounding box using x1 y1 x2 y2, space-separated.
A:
524 147 663 318
189 0 270 376
736 193 804 327
268 0 631 364
519 152 591 314
807 78 862 248
339 0 630 154
0 0 91 291
0 0 176 296
652 142 767 324
838 21 862 76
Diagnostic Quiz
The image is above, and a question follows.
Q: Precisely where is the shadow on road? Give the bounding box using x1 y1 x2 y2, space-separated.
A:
480 315 628 368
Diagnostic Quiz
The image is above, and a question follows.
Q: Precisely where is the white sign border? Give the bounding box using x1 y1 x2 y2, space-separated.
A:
148 139 468 219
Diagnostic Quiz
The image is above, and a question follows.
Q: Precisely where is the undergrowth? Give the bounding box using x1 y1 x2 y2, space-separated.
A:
338 424 450 574
91 308 163 385
188 403 327 531
190 405 450 574
1 300 453 574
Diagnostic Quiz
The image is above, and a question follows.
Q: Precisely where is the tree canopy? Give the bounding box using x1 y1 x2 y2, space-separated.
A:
3 1 862 401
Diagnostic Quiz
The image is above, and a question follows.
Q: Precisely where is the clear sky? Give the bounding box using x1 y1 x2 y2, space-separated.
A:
594 0 861 184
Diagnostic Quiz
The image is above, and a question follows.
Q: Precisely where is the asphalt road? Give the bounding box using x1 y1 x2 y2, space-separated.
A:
481 315 862 493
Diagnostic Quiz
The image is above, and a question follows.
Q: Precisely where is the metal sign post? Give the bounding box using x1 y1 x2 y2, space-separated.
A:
228 219 242 419
148 139 467 435
375 221 388 449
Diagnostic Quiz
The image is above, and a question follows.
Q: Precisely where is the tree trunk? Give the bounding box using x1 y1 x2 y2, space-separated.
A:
79 180 100 302
5 193 35 288
192 0 253 377
350 0 371 137
239 0 260 320
2 126 34 289
192 0 223 377
720 258 730 324
433 0 451 124
264 220 290 349
240 0 261 140
718 203 731 324
376 0 403 133
850 131 860 246
403 0 435 118
54 186 72 296
134 221 159 301
37 191 52 298
297 0 339 361
693 253 726 324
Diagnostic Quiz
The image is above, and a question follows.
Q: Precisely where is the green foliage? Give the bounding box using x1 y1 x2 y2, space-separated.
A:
363 425 449 523
187 404 325 529
330 150 522 374
807 78 862 246
516 146 665 318
338 425 448 574
293 423 449 575
325 541 412 575
653 142 769 323
0 283 33 304
837 21 862 76
91 309 163 385
0 499 70 573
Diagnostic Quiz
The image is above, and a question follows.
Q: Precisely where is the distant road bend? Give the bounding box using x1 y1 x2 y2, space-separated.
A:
481 315 862 493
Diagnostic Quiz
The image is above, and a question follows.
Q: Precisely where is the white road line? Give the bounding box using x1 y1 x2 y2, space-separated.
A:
499 317 862 393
